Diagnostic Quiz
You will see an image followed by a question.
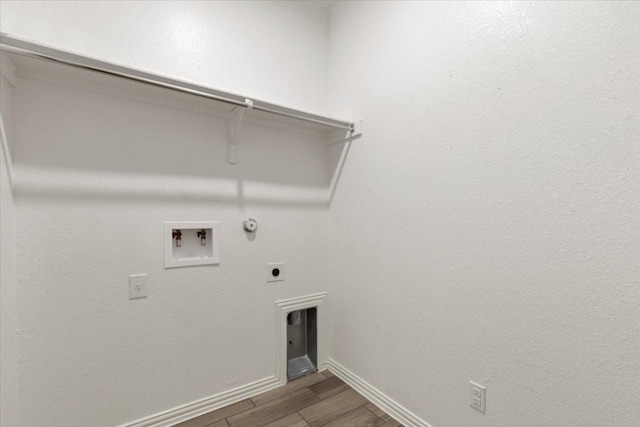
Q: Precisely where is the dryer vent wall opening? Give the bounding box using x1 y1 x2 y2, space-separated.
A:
287 307 317 380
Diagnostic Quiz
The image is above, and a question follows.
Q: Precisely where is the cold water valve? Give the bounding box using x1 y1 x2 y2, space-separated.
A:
197 229 207 246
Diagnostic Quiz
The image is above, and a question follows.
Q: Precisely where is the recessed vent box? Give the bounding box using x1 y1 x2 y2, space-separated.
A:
287 307 317 380
164 221 220 268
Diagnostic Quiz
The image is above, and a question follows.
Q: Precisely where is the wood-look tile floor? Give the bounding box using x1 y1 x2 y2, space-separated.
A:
174 371 403 427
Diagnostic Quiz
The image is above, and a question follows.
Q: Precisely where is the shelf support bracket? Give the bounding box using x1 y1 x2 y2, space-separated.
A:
228 98 253 164
327 120 363 146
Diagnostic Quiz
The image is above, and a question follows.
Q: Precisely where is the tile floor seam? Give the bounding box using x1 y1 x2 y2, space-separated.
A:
297 409 311 426
362 404 384 423
296 410 311 426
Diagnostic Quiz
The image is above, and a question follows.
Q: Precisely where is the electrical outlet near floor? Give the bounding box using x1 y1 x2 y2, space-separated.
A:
470 381 486 413
129 274 147 299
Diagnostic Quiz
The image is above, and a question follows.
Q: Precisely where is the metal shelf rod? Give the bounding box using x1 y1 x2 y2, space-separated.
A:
0 33 354 132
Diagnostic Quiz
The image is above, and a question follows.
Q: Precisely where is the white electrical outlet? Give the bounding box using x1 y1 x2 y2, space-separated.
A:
129 274 147 299
266 262 285 282
470 381 486 413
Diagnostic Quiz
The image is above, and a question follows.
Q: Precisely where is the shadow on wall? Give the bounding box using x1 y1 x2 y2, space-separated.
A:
10 68 354 207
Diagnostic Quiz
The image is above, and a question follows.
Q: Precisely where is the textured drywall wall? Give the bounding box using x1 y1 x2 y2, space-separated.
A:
1 2 332 424
327 2 640 426
0 0 329 114
0 55 19 427
10 71 329 426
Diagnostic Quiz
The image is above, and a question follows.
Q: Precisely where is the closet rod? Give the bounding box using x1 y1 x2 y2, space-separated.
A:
0 33 354 132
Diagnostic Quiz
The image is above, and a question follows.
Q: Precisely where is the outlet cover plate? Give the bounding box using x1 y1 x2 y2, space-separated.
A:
470 381 486 413
129 274 147 299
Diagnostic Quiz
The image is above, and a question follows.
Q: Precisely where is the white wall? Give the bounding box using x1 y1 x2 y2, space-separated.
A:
328 2 640 427
0 54 19 427
10 68 329 427
1 2 332 426
3 1 640 426
0 0 329 114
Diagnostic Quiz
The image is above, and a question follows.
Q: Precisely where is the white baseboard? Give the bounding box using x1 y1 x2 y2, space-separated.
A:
325 358 432 427
119 376 282 427
118 354 429 427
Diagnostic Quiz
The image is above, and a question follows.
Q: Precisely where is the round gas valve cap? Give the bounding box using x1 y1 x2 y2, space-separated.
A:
243 218 258 232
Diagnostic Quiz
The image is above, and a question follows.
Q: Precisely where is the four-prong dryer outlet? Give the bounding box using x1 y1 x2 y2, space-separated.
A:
267 262 285 282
